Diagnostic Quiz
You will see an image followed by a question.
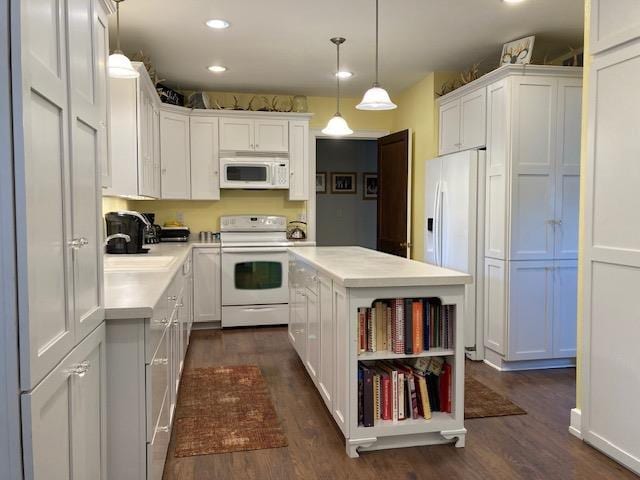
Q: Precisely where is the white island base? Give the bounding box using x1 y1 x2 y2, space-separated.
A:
288 247 471 457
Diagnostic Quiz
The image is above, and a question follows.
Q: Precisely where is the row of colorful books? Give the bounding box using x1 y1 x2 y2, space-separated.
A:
357 298 455 354
357 357 452 427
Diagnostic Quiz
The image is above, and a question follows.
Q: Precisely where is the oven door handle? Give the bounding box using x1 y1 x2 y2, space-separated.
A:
222 247 289 254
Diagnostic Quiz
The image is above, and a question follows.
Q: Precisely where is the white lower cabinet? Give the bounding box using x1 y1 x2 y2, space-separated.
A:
332 283 349 434
107 255 192 480
305 289 320 383
21 323 107 480
484 258 577 364
193 248 221 322
317 275 334 409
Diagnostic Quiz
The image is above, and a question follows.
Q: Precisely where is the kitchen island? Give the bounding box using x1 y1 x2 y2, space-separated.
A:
288 247 472 457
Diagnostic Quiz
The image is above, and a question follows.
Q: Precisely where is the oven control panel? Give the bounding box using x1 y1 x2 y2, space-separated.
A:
220 215 287 232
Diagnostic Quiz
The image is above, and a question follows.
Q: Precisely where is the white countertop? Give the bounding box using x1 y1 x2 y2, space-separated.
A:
288 246 472 288
104 239 315 320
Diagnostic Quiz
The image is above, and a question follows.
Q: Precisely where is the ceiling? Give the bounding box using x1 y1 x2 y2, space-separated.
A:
111 0 584 97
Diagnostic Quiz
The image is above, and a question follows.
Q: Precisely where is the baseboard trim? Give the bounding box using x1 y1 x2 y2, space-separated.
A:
569 408 582 439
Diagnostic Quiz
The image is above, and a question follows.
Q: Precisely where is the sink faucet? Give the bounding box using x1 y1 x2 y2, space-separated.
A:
105 233 131 246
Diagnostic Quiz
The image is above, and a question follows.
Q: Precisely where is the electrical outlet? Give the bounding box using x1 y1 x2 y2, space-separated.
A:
297 212 307 222
176 212 184 224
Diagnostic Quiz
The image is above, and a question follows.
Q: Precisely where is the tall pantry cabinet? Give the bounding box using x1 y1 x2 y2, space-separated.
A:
482 67 582 369
580 2 640 475
11 0 112 478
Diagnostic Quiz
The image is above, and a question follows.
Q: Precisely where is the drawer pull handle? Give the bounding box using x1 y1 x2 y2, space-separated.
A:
152 358 168 366
65 361 90 378
156 425 169 433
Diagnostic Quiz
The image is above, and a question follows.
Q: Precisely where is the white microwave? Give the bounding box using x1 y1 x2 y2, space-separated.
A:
219 156 289 189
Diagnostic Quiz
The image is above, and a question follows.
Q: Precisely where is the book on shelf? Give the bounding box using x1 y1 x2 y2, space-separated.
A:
357 298 455 357
358 357 450 427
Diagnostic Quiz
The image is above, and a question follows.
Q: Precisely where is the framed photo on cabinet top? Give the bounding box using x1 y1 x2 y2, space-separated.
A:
500 35 535 65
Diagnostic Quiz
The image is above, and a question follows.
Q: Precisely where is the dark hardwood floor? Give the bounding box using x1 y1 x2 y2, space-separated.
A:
162 327 637 480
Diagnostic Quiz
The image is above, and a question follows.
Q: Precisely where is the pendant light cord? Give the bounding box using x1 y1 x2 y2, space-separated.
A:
374 0 379 86
336 41 341 114
116 1 121 52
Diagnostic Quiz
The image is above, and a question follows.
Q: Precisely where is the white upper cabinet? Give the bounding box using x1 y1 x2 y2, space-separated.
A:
189 116 220 200
105 63 160 198
219 117 253 151
254 119 289 152
438 100 461 155
160 108 191 199
554 78 582 259
288 120 309 200
460 88 487 151
219 117 289 152
590 0 640 55
438 87 486 155
509 76 557 261
95 3 111 189
484 71 582 262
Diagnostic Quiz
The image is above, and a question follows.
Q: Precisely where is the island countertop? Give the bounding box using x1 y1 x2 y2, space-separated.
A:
288 246 472 288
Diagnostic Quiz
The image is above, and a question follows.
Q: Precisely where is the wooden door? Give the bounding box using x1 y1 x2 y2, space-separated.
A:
377 129 411 257
219 117 253 151
254 119 289 152
460 88 486 150
438 100 461 155
189 116 220 200
160 109 191 199
507 260 554 361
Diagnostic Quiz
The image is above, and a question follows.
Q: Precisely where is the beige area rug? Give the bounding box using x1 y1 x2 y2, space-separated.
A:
465 376 527 419
173 365 287 457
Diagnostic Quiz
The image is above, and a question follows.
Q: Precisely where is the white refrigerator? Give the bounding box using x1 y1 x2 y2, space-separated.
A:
425 150 485 360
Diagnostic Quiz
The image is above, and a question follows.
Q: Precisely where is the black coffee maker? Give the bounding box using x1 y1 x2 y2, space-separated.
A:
105 211 151 254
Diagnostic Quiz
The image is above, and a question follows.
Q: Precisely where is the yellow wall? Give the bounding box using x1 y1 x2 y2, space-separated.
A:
128 190 304 233
391 72 458 261
575 0 591 412
102 196 130 214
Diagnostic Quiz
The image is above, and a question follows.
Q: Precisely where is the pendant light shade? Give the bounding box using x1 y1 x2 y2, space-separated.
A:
356 0 396 110
108 0 139 79
322 37 353 137
323 114 353 136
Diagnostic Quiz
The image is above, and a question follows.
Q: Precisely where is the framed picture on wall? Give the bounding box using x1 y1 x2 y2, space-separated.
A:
316 172 327 193
363 173 378 200
331 172 357 194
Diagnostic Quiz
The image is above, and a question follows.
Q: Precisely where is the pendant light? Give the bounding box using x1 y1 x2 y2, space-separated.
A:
108 0 139 79
356 0 396 110
322 37 353 136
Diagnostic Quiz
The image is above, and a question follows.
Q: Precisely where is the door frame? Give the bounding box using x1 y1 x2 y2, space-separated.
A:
308 129 390 243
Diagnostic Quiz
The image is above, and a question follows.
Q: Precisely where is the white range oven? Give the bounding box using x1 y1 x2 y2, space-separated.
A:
219 156 289 189
220 215 289 327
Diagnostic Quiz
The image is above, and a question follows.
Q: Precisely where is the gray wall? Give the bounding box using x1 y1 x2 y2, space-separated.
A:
316 139 377 249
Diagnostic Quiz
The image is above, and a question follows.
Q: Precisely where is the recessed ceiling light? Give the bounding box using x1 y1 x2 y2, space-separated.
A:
207 65 227 73
335 71 353 79
205 19 230 29
503 0 526 3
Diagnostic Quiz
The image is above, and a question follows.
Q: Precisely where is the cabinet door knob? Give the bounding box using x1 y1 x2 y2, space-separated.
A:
68 239 81 250
156 426 169 433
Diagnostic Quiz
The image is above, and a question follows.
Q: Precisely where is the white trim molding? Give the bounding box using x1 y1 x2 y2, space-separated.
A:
569 408 582 439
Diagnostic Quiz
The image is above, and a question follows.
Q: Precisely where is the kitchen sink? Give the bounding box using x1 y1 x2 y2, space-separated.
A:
103 255 177 272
